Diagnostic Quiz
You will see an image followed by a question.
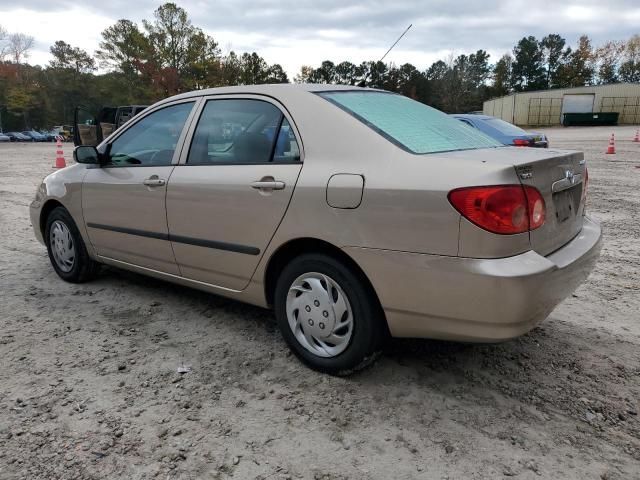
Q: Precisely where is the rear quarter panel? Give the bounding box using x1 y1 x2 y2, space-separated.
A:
255 91 528 265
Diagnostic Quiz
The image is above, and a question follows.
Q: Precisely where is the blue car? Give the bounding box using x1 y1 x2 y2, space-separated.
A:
452 114 549 148
22 130 48 142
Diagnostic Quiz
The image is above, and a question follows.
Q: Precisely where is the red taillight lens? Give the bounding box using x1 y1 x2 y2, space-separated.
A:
513 138 531 147
525 185 546 229
448 185 545 234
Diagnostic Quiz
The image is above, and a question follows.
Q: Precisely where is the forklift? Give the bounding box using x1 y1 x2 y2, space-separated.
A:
74 105 148 146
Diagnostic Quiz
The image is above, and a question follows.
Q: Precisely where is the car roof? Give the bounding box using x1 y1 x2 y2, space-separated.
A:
155 83 386 107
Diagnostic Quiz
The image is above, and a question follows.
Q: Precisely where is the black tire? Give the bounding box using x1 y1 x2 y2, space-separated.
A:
274 253 385 375
45 207 99 283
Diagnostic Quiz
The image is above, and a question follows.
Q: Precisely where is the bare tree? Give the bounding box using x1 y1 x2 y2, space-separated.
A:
8 32 35 64
0 24 8 61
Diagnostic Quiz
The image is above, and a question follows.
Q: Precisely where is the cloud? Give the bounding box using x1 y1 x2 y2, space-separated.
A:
1 0 639 76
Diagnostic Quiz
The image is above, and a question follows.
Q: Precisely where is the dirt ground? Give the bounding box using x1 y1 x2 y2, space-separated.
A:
0 126 639 480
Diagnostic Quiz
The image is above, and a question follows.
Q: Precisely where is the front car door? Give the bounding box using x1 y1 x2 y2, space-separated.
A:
82 100 198 275
166 96 303 290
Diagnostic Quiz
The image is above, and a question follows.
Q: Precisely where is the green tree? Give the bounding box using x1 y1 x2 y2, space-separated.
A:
491 54 513 96
266 64 288 83
96 18 151 102
563 35 595 86
96 20 149 74
313 61 337 83
294 65 315 83
238 52 271 84
143 3 193 72
49 41 95 73
541 34 567 88
334 61 359 85
511 36 546 91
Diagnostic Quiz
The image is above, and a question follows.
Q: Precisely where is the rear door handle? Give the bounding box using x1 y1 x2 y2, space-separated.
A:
251 179 285 191
143 175 166 187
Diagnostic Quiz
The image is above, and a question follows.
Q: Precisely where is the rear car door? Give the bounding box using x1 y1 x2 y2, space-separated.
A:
166 96 303 290
82 100 198 274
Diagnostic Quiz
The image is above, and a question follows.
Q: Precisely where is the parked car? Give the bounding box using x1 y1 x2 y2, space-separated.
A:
5 132 31 142
452 114 549 148
22 130 48 142
0 133 10 142
40 131 60 142
31 85 601 374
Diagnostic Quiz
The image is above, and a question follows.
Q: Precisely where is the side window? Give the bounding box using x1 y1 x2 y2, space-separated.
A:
273 118 301 162
187 99 300 165
107 102 194 167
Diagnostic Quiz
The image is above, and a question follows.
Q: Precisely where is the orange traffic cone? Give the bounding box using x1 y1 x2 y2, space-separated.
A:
606 133 616 155
633 128 640 143
53 140 66 168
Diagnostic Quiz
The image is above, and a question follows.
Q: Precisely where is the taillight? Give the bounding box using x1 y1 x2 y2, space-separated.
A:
512 138 531 147
448 185 545 235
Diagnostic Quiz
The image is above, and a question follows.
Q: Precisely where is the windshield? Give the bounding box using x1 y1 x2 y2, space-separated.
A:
483 118 527 136
318 91 501 154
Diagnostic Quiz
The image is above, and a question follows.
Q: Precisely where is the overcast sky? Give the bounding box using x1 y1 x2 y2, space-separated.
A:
1 0 639 76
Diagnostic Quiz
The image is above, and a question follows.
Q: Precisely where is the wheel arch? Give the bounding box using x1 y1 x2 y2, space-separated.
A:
263 237 388 334
39 199 66 236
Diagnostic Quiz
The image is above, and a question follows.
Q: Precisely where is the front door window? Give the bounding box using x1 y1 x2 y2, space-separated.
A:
107 102 195 167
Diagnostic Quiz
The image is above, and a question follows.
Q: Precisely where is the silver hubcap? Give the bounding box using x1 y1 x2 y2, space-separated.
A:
286 272 353 358
49 220 75 273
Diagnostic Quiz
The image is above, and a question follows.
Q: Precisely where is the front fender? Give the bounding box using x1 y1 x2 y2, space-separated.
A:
30 164 93 256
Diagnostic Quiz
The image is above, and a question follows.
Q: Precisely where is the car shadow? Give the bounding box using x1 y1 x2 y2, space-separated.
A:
94 265 639 448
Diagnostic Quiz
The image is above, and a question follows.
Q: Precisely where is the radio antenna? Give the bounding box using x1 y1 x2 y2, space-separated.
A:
379 23 413 64
360 23 413 87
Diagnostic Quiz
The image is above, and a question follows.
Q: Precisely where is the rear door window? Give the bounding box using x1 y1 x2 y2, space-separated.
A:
187 99 300 165
318 91 501 154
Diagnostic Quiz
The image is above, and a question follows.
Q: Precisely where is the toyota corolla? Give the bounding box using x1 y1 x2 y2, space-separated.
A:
30 84 602 374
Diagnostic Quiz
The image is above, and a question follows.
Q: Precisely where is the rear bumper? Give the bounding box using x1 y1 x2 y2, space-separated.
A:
344 216 602 342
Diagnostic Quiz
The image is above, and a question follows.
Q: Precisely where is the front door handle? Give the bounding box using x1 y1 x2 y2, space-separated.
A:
251 177 285 191
143 175 166 187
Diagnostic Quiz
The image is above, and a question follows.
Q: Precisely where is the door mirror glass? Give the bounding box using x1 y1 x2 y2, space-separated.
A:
74 145 100 164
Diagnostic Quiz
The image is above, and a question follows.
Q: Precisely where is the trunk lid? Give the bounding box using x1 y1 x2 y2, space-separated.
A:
511 148 586 256
458 146 586 256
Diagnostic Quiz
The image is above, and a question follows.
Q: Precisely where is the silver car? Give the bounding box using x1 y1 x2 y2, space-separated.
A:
30 85 602 374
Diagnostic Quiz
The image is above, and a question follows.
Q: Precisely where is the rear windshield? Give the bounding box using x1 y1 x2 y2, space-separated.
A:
484 117 527 136
318 91 501 154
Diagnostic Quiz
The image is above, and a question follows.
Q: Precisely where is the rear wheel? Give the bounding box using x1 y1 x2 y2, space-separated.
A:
274 253 384 375
45 207 99 283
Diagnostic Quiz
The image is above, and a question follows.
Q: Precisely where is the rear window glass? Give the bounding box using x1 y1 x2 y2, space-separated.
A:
318 91 501 154
484 118 527 136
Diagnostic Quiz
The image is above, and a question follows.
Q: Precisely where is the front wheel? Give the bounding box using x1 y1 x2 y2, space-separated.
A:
274 254 384 375
45 207 99 283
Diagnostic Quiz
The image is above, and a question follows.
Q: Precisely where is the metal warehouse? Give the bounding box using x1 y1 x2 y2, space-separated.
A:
483 83 640 127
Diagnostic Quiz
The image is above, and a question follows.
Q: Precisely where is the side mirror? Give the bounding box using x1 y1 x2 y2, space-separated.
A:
74 145 100 164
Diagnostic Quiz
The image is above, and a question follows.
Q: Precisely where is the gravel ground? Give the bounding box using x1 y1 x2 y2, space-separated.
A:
0 126 639 480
